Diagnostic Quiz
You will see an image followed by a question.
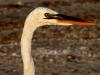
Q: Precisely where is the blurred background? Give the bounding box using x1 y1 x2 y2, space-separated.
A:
0 0 100 75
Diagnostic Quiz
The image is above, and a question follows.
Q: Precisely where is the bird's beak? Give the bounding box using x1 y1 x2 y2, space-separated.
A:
47 14 96 26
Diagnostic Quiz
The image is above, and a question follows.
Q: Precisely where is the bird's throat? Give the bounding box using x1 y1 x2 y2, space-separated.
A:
21 25 36 75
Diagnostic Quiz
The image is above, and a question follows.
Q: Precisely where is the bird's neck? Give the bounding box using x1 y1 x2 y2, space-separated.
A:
21 23 37 75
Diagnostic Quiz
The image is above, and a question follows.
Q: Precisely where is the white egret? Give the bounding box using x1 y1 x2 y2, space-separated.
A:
21 7 95 75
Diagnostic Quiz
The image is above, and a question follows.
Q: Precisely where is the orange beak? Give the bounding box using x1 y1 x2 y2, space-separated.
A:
45 13 96 26
57 19 96 26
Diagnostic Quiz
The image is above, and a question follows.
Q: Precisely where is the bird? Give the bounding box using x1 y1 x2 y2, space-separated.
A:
21 7 96 75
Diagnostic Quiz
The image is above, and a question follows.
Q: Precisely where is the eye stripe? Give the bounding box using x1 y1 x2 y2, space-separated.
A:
44 13 85 22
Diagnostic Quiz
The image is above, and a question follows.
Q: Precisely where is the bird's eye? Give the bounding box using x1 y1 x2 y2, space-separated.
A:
44 13 51 18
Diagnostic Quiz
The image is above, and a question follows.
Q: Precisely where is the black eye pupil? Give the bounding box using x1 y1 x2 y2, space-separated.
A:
45 13 50 18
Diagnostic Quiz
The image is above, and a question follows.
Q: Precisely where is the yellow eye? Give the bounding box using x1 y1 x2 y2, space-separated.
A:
44 13 51 18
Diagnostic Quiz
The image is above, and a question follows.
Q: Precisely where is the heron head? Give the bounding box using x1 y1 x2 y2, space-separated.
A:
25 7 96 27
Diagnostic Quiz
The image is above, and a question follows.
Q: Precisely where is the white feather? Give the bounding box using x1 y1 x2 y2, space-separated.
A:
21 7 73 75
